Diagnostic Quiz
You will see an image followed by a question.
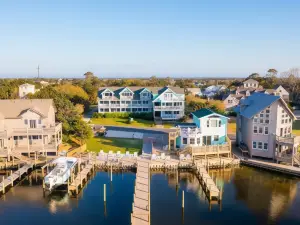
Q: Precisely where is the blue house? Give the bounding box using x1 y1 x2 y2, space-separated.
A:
176 108 229 148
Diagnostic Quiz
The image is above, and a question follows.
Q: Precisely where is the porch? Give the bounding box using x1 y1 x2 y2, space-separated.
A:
275 135 300 166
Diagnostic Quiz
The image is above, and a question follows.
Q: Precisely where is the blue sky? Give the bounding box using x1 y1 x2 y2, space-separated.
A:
0 0 300 78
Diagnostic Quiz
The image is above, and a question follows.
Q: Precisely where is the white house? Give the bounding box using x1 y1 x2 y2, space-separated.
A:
186 88 202 97
0 99 62 158
19 83 36 99
98 86 185 120
265 85 289 102
203 85 226 98
235 93 299 165
176 108 229 148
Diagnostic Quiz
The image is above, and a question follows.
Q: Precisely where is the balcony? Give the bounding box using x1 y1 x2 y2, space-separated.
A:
154 106 184 110
10 123 62 136
275 134 300 146
180 128 201 138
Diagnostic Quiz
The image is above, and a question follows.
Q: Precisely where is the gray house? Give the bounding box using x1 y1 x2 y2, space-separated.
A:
235 93 300 165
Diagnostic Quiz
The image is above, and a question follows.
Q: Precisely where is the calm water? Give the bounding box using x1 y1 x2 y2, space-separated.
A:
0 167 300 225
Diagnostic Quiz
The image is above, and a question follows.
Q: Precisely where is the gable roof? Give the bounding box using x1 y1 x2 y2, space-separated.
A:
192 108 228 119
0 99 54 119
243 79 259 84
98 86 184 100
237 93 295 119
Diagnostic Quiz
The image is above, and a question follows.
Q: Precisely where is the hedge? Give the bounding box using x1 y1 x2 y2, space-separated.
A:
92 112 153 120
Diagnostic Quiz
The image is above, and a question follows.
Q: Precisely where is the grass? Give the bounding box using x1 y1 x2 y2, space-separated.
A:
86 136 143 153
292 120 300 135
228 122 236 134
91 117 174 128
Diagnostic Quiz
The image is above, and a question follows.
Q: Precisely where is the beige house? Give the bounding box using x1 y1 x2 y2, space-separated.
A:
243 79 259 88
0 99 62 158
265 85 289 102
223 94 244 110
236 93 300 165
19 83 36 99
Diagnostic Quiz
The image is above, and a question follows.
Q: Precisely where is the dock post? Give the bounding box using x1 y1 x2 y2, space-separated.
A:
223 161 225 170
19 170 21 180
182 190 184 208
110 164 112 182
2 176 5 194
10 170 13 186
104 184 106 202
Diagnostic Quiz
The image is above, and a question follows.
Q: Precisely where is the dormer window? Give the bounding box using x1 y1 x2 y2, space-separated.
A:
104 93 112 97
24 119 28 125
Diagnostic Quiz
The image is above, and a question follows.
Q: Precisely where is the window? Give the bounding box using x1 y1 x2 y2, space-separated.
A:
211 120 218 127
214 135 219 141
190 138 195 144
121 108 126 112
228 100 233 104
285 119 288 123
207 120 209 127
253 142 257 149
259 127 263 134
121 101 125 104
282 109 285 113
266 109 270 113
219 120 221 127
260 119 264 124
165 111 172 115
264 127 269 135
183 138 187 144
38 120 41 124
166 103 172 106
281 119 284 124
254 118 258 123
266 114 269 118
174 111 180 115
253 126 258 134
265 119 269 124
143 101 148 104
197 138 200 144
24 119 28 125
264 143 268 150
260 114 264 118
258 142 263 149
143 108 148 112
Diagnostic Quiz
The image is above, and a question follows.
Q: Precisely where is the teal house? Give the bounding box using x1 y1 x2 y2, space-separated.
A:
176 108 229 148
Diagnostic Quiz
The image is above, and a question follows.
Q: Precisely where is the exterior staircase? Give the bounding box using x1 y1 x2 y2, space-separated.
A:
10 152 33 165
293 153 300 166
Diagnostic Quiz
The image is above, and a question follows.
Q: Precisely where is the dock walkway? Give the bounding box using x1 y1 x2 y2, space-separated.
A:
0 164 33 194
131 158 150 225
68 162 94 195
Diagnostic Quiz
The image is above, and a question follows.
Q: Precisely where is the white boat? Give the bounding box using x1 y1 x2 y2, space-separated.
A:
44 157 78 191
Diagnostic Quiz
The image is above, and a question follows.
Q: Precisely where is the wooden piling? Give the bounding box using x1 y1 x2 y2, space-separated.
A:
10 170 13 186
182 190 184 208
104 184 106 202
2 176 5 194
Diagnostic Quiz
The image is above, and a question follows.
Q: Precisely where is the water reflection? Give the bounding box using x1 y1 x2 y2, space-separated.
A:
233 167 298 224
0 168 300 225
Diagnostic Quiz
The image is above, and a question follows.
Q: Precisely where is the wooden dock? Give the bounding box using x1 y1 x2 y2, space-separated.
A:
68 162 94 195
0 164 33 194
194 162 221 201
131 158 150 225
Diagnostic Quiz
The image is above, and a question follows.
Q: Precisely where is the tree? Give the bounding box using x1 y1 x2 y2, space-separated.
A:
248 73 260 79
83 71 95 80
31 86 92 143
266 68 278 78
281 68 300 102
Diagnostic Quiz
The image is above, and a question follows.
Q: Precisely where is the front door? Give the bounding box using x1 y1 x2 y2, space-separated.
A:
207 136 212 145
30 120 36 128
280 128 283 136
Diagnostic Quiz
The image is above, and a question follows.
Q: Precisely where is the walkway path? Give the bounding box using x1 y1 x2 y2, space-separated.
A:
131 158 150 225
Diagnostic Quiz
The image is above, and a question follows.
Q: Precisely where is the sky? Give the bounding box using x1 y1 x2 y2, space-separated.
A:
0 0 300 78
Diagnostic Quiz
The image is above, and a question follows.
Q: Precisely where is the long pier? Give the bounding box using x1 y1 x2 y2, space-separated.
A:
0 164 33 194
131 158 150 225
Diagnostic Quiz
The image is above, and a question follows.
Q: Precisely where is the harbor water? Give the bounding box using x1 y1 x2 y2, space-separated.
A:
0 166 300 225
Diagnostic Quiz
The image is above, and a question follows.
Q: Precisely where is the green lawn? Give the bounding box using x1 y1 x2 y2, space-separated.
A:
292 120 300 135
86 136 143 153
91 117 174 128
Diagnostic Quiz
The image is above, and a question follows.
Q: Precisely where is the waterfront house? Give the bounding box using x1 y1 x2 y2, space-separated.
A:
0 99 62 158
19 83 36 99
235 93 300 165
176 108 229 148
97 86 185 120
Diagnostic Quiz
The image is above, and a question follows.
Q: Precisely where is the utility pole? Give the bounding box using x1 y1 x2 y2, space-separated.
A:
37 65 40 79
